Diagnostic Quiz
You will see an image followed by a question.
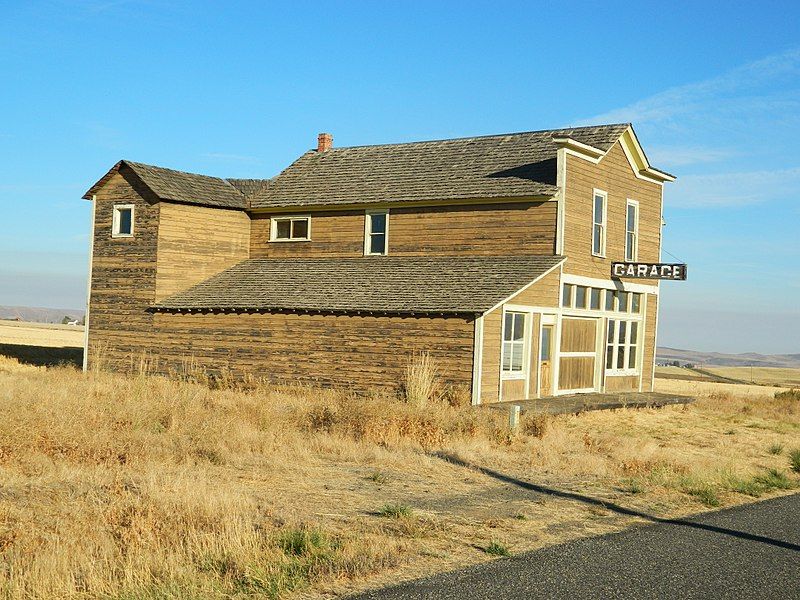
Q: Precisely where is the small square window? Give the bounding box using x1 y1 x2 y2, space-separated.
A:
112 204 134 238
575 286 587 309
271 216 311 241
590 288 601 310
631 293 641 314
604 289 615 311
562 284 574 308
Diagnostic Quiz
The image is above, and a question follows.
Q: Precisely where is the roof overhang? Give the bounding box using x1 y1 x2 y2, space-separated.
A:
554 125 676 185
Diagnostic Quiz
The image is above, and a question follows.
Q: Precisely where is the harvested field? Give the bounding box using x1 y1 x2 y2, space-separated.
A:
0 357 796 599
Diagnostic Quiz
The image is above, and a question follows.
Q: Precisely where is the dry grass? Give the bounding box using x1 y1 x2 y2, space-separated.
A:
703 366 800 387
0 322 84 348
0 355 797 598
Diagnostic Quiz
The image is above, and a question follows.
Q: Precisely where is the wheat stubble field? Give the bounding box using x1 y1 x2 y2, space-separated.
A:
0 355 798 599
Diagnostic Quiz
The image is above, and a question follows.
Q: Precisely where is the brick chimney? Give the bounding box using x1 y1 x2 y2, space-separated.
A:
317 132 333 152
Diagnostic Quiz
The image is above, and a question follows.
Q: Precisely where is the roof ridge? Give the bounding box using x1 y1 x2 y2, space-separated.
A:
314 123 631 151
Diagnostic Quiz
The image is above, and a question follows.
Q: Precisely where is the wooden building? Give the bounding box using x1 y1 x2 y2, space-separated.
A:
82 124 675 403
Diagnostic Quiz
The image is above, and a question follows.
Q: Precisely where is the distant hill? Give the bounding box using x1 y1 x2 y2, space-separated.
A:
657 347 800 369
0 305 85 324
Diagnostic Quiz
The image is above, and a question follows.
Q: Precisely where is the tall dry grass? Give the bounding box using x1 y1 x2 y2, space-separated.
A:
0 355 797 598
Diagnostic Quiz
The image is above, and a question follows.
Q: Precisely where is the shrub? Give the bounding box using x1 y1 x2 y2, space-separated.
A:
685 484 721 507
768 443 784 455
789 448 800 473
775 389 800 401
379 504 412 519
402 352 441 407
754 468 793 490
521 413 549 438
484 542 511 557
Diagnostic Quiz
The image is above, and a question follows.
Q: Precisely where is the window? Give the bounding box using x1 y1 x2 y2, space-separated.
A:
592 190 607 257
616 290 629 313
575 285 588 309
270 216 311 241
364 210 388 255
631 293 641 314
590 288 602 310
112 204 134 238
606 318 640 374
626 200 639 261
604 289 615 311
502 312 526 376
540 326 552 361
562 284 574 308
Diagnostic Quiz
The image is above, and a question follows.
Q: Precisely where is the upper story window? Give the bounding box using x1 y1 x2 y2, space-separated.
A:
592 189 607 257
626 200 639 261
270 215 311 242
112 204 134 238
364 209 388 255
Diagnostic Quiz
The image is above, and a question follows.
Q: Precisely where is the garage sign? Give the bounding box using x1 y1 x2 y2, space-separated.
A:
611 262 687 280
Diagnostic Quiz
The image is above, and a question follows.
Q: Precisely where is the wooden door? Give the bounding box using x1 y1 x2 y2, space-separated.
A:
539 324 554 397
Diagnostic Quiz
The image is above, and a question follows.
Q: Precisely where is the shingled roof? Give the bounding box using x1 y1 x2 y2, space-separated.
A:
83 160 247 209
250 124 631 209
153 255 565 315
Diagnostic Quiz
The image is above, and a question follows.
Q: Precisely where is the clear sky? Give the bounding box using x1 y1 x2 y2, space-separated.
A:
1 1 798 353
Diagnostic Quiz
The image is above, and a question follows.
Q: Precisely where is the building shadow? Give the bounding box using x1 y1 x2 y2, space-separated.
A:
0 344 83 368
432 451 799 552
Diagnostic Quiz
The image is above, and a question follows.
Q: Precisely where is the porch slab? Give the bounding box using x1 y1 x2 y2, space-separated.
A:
486 391 694 416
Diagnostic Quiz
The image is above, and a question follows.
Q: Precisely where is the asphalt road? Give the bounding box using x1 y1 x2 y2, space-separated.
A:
351 493 800 600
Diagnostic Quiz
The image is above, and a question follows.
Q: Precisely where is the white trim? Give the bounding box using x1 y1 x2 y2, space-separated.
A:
269 214 312 242
552 136 605 161
364 208 389 256
471 315 484 405
591 189 607 258
559 387 596 395
555 148 567 255
111 203 135 238
650 292 659 392
83 195 96 372
604 317 642 377
561 273 659 295
618 127 675 184
482 258 565 316
625 199 639 262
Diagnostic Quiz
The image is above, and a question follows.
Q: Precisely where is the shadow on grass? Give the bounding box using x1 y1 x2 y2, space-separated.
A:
433 451 799 552
0 344 82 368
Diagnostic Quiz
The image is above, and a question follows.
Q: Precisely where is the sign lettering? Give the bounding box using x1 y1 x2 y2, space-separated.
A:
611 262 687 281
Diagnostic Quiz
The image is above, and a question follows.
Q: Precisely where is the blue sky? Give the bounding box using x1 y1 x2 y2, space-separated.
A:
0 1 798 353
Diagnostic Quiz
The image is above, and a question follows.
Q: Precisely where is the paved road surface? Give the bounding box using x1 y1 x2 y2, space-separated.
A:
351 493 799 599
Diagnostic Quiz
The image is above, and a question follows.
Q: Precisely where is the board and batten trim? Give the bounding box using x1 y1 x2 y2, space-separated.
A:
83 195 97 372
471 315 484 405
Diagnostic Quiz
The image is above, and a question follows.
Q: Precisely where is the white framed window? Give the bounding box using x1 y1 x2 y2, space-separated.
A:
626 200 639 261
364 209 388 255
605 318 640 375
592 189 607 257
501 311 526 377
562 283 574 308
270 215 311 241
112 204 135 238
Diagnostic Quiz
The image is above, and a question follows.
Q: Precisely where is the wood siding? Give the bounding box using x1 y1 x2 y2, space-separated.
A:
87 170 159 370
605 375 639 392
250 201 557 258
479 267 561 403
558 357 595 390
146 312 475 392
560 318 596 353
563 142 663 280
156 203 250 301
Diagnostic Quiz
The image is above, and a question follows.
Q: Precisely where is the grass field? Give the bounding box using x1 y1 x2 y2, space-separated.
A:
703 366 800 388
0 356 797 598
656 364 800 388
0 321 84 348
